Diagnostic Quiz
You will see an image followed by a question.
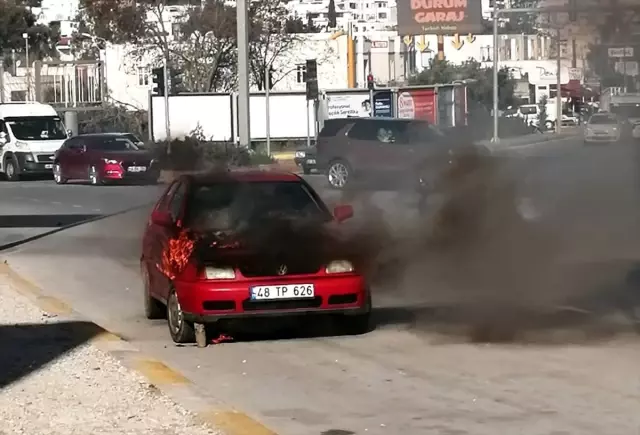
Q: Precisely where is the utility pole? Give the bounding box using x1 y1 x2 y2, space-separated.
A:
556 29 562 134
236 0 251 148
163 57 171 153
265 66 271 156
492 9 499 142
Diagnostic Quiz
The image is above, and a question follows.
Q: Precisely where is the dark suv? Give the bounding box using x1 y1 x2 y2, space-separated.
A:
316 117 480 190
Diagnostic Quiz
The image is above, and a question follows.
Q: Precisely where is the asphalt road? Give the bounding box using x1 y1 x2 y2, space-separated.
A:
3 136 640 434
0 180 164 247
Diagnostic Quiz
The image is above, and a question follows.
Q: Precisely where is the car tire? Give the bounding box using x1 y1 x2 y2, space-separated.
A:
4 156 20 182
302 165 312 175
53 162 68 184
88 165 102 186
142 263 165 320
545 120 554 131
335 293 372 335
167 288 195 344
327 159 351 190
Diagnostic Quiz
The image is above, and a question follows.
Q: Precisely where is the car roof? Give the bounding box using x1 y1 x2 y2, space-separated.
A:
184 169 303 185
75 132 135 137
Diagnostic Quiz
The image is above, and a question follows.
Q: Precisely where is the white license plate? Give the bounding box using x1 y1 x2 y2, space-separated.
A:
44 164 53 169
250 284 314 300
128 166 147 172
306 159 316 164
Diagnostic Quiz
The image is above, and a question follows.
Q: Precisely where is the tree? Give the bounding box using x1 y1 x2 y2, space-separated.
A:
409 59 516 111
328 0 337 28
503 0 541 34
249 0 302 91
0 1 60 63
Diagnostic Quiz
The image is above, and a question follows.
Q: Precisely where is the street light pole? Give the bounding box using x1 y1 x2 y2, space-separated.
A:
492 11 499 143
23 33 29 102
237 0 251 148
265 66 271 156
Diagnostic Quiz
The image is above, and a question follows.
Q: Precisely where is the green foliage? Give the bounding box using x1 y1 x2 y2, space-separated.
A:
77 104 147 139
409 58 516 111
0 0 60 65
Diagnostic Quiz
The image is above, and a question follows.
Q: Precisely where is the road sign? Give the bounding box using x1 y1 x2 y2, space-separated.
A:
568 67 583 81
608 47 634 58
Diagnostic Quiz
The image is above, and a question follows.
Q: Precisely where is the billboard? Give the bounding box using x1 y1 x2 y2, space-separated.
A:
373 91 394 117
326 93 372 118
397 89 437 124
397 0 483 35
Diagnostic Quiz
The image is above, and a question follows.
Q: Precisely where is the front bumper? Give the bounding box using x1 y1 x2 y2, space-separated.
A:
101 165 159 182
176 274 368 322
294 156 317 168
15 152 55 174
584 134 620 143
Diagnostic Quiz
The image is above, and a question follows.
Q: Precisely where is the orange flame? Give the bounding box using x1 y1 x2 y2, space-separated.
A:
157 230 197 280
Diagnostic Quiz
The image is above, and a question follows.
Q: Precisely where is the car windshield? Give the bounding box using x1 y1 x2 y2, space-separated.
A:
185 181 329 232
6 116 67 140
589 115 618 125
89 137 140 151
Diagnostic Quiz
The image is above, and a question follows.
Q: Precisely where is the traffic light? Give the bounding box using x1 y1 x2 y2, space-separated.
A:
305 59 318 101
367 73 375 90
169 68 185 95
263 66 275 90
151 67 165 96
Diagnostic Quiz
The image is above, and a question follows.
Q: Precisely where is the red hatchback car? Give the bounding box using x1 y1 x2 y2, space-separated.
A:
53 133 159 185
140 170 371 345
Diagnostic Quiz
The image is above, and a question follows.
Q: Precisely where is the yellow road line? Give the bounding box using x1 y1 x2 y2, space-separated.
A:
0 260 280 435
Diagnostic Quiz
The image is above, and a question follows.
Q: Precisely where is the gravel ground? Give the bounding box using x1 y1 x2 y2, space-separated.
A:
0 281 220 435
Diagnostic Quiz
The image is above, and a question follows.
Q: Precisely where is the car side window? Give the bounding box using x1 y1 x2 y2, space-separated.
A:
347 120 378 141
65 137 83 149
168 182 188 222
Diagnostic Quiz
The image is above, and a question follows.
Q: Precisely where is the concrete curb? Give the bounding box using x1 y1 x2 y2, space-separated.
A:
0 261 279 435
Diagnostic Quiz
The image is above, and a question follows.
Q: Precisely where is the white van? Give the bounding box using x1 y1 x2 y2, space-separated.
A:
0 103 69 181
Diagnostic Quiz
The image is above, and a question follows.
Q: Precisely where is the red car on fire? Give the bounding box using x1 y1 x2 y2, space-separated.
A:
140 170 371 345
53 133 159 185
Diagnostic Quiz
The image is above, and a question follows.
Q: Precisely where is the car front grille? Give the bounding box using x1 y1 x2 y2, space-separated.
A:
238 259 321 278
36 154 54 163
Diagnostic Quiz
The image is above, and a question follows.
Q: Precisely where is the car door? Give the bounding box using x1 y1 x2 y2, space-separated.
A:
146 181 189 302
65 137 88 178
343 119 390 175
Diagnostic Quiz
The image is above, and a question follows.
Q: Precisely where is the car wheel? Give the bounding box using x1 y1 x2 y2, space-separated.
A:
167 288 195 344
302 165 312 175
142 263 165 320
88 165 102 186
335 293 372 335
545 120 554 131
327 159 351 190
53 162 68 184
4 156 20 182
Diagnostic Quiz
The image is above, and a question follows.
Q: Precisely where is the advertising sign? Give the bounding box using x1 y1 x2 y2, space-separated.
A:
397 89 437 124
397 0 483 35
373 91 393 117
326 93 372 118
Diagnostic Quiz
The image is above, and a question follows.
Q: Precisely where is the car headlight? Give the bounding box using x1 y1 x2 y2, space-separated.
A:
204 266 236 280
25 153 34 162
325 260 354 274
295 151 306 158
103 158 118 164
14 140 28 149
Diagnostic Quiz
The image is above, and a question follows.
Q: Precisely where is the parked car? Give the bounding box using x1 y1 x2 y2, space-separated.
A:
583 112 622 144
315 117 484 191
141 171 370 345
53 133 159 185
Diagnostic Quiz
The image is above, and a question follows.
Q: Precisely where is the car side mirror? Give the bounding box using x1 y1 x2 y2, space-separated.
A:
150 210 174 227
333 204 354 223
66 129 73 138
